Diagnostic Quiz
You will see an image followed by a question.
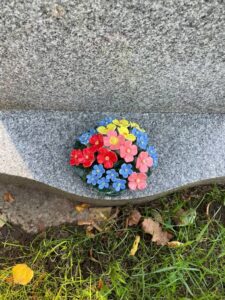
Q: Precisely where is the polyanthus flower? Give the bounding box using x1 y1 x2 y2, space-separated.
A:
130 122 145 132
97 123 116 135
78 128 96 145
146 146 158 168
70 149 83 166
112 178 127 192
97 177 110 189
113 119 129 127
119 163 133 178
98 117 114 126
97 148 118 169
136 132 149 150
92 164 105 178
86 173 98 186
82 148 95 168
128 172 147 190
118 127 136 142
89 134 104 152
136 151 153 173
106 169 119 182
103 130 125 150
119 140 138 162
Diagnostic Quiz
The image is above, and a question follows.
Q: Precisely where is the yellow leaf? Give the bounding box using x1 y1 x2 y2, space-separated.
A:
167 241 184 248
130 235 140 256
75 203 90 213
12 264 34 285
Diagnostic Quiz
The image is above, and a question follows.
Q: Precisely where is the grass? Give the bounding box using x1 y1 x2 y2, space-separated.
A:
1 185 225 299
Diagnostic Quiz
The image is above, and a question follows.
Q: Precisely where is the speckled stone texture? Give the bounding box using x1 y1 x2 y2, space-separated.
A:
1 110 225 205
1 0 225 112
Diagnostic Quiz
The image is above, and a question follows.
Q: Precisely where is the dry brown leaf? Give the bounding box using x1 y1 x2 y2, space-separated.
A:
75 203 90 213
97 278 104 290
12 264 34 285
77 207 112 224
89 207 112 222
127 209 142 226
130 235 141 256
142 218 173 246
167 241 184 248
3 192 15 203
86 225 95 238
4 276 14 284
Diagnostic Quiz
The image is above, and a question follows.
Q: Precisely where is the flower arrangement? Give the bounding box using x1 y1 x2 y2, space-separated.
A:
70 117 158 196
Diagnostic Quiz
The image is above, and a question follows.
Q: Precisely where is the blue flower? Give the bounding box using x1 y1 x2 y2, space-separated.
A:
92 164 105 178
112 178 127 192
147 146 158 167
137 132 149 150
97 177 110 190
119 163 133 178
98 117 114 126
131 128 143 138
89 128 97 135
106 169 119 182
86 173 98 186
78 128 97 145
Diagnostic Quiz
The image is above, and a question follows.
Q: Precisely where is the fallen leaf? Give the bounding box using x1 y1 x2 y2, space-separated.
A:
97 278 104 290
3 192 15 203
86 225 95 238
127 209 142 226
78 220 103 232
174 208 196 226
77 207 112 224
167 241 184 248
130 235 141 256
4 276 14 284
89 207 112 222
12 264 34 285
75 203 90 213
0 213 7 228
142 218 173 246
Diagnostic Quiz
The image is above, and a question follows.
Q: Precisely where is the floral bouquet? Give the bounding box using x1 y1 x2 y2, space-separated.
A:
70 117 158 196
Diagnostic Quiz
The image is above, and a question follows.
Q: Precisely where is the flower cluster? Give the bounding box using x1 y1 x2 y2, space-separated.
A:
70 118 158 194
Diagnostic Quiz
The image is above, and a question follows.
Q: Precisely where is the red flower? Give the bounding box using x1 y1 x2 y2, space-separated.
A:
70 149 83 166
97 148 118 169
89 134 104 152
82 148 95 168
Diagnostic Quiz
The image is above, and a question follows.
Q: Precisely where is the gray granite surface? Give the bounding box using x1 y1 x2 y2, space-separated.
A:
1 110 225 205
1 0 225 112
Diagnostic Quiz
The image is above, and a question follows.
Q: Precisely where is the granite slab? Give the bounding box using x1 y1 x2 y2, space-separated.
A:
1 0 225 112
1 110 225 205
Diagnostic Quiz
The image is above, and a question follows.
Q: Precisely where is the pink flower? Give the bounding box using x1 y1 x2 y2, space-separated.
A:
103 130 125 150
136 151 153 173
128 172 147 190
119 140 138 162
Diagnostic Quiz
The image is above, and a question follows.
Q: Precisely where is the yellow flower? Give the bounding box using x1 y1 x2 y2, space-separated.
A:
113 119 130 127
97 123 116 134
118 126 136 142
130 122 145 132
